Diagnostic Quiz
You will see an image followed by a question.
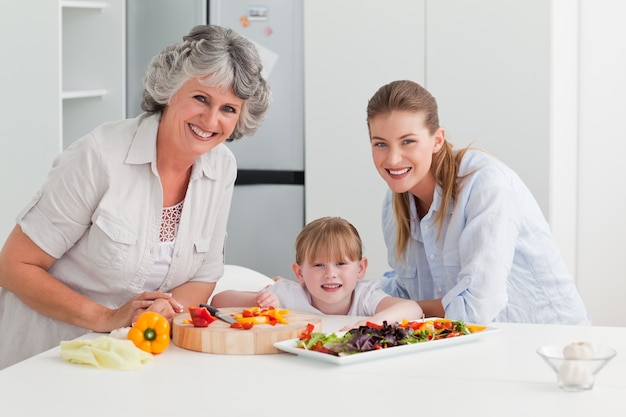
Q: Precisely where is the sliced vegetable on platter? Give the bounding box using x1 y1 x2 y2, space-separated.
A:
296 318 485 357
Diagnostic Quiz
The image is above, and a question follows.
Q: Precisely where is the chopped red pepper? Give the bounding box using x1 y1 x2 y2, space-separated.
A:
229 321 254 330
188 306 217 328
299 323 315 340
410 321 425 331
365 321 383 330
434 320 453 330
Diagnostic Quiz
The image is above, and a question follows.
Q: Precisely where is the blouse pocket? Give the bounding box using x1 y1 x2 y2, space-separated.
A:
442 247 462 288
390 262 419 299
186 237 211 276
194 238 211 254
88 213 137 269
395 262 417 279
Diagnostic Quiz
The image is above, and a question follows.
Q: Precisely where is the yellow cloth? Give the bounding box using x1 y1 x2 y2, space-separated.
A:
61 336 153 370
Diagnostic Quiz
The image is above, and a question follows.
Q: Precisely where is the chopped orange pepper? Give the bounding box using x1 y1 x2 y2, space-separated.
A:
236 316 270 325
233 306 290 326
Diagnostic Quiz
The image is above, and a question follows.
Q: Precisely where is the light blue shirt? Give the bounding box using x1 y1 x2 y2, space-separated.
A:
381 150 590 325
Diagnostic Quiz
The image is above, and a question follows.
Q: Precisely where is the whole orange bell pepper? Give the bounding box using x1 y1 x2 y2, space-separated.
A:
128 311 171 354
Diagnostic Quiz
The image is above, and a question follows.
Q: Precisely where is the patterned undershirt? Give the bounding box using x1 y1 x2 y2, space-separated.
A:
160 201 183 242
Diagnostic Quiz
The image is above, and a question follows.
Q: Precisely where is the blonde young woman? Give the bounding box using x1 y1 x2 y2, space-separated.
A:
366 80 589 325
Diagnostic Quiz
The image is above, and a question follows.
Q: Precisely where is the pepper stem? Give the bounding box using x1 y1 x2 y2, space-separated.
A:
143 328 157 341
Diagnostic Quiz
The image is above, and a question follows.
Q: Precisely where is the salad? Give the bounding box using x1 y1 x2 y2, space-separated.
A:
296 318 485 356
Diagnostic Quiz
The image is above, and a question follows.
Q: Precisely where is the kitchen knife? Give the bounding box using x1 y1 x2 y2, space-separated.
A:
199 304 237 324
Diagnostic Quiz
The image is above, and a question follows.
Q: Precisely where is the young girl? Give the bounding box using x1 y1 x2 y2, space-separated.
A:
366 80 589 325
211 217 423 328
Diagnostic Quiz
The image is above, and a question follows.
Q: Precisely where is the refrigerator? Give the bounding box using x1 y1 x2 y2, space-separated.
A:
126 0 304 280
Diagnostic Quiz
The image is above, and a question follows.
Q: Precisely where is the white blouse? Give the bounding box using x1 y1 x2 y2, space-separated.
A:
0 113 236 369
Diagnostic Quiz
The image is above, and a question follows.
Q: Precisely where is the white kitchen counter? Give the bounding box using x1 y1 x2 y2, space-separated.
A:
1 316 624 416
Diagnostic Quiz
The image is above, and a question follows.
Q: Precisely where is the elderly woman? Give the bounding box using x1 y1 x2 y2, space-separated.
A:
0 25 271 369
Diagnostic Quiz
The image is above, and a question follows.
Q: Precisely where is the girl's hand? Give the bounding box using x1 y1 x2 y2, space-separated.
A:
256 289 280 309
339 319 368 332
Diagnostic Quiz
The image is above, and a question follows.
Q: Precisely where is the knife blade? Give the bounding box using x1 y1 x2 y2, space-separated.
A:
199 304 237 324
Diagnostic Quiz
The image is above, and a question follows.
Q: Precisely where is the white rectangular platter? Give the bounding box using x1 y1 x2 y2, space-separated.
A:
273 325 500 365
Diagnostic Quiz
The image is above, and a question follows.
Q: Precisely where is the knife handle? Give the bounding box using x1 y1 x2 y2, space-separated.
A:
199 303 217 315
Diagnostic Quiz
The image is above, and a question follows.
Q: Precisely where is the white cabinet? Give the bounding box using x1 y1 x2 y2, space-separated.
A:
0 0 125 243
61 0 125 148
303 0 426 284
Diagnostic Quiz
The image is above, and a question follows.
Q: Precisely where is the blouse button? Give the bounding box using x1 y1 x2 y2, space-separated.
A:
437 288 442 293
429 254 435 260
466 278 471 284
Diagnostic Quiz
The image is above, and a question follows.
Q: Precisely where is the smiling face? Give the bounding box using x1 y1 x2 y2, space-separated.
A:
158 77 244 162
292 256 368 315
369 110 445 198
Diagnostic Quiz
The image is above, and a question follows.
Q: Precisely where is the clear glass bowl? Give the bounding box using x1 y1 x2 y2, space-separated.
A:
537 344 617 391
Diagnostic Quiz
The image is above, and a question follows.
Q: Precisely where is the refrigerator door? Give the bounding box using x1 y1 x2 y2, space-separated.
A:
209 0 304 171
126 0 206 118
224 184 303 280
211 0 305 279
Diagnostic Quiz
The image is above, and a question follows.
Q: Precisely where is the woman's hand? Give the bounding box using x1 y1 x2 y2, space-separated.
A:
104 291 179 329
139 294 185 323
256 289 280 309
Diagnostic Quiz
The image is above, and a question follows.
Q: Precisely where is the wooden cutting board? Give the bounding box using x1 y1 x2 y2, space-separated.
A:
172 307 323 355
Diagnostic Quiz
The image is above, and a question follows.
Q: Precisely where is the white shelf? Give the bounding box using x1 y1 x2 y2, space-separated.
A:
61 0 125 148
62 89 107 100
62 1 107 9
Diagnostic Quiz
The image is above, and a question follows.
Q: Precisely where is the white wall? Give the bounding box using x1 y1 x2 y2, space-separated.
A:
426 0 551 216
303 0 426 281
577 0 626 326
549 0 579 286
0 1 61 243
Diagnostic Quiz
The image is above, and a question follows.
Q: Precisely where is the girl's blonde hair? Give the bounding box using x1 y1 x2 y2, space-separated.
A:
366 80 468 260
295 217 363 265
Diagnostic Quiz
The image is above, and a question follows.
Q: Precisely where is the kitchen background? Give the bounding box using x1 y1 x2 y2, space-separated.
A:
0 0 624 326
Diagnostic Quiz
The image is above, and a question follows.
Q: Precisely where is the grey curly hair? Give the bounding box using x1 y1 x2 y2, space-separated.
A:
141 25 271 141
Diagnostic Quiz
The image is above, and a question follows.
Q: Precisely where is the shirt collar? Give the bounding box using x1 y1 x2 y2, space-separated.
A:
125 112 220 181
409 185 449 239
125 113 159 166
